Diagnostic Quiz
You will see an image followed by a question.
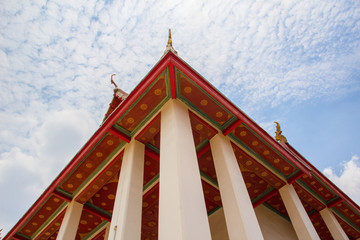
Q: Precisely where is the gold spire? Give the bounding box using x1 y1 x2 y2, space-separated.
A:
274 122 288 143
168 29 172 46
162 28 177 57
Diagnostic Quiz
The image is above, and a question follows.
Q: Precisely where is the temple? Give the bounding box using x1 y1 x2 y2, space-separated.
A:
5 31 360 240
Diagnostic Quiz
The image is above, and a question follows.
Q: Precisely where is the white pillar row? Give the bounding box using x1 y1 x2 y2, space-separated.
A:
279 184 320 240
320 208 349 240
107 139 145 240
159 99 212 240
57 201 83 240
210 134 264 240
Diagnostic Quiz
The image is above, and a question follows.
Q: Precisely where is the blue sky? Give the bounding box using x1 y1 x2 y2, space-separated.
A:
1 0 360 236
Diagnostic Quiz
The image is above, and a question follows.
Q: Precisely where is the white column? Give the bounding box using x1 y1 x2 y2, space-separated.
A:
108 139 145 240
210 134 264 240
57 201 83 240
159 100 212 240
279 184 320 240
320 208 348 240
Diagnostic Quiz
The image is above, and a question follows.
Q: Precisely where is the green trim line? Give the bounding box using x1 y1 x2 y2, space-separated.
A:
83 220 108 240
112 124 131 136
84 202 112 218
296 180 329 206
165 64 172 97
251 187 276 204
332 208 360 232
326 196 340 206
117 71 167 122
242 123 297 170
175 68 236 131
228 132 287 180
143 174 159 192
343 201 360 219
59 133 109 187
309 173 337 198
262 203 291 222
55 187 73 198
286 169 302 181
307 209 317 216
200 171 219 188
145 143 159 153
195 139 209 152
173 54 254 125
72 142 126 197
116 69 171 137
31 202 67 238
18 195 54 232
208 206 221 216
13 232 30 239
129 95 169 136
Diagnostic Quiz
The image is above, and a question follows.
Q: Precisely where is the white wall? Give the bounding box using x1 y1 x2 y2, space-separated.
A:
208 205 298 240
255 205 298 240
208 208 229 240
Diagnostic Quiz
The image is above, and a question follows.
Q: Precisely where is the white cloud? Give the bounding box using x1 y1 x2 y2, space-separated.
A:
0 108 97 184
323 155 360 205
0 108 97 234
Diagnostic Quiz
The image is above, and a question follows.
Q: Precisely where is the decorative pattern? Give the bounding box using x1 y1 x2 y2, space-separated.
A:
197 146 218 181
117 73 168 134
89 175 118 213
76 152 123 204
60 133 125 194
230 124 297 178
310 213 333 240
75 209 105 239
33 211 65 240
189 110 217 148
333 201 360 230
143 153 160 188
299 174 336 202
19 195 66 238
232 143 285 190
202 181 222 212
177 70 235 129
293 183 325 211
141 184 159 240
136 113 161 151
335 214 360 239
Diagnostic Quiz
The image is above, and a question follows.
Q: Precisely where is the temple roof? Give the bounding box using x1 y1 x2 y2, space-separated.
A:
5 44 360 240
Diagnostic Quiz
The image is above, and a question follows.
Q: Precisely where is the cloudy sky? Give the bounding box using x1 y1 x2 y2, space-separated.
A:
1 0 360 235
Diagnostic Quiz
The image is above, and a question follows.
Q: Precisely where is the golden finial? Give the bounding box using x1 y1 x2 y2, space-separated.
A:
168 29 172 46
274 122 288 143
111 74 118 88
162 28 177 57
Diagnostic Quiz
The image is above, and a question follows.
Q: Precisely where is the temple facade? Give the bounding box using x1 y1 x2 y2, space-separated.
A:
5 35 360 240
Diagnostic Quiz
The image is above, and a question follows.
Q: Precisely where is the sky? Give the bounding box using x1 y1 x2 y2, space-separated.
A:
1 0 360 236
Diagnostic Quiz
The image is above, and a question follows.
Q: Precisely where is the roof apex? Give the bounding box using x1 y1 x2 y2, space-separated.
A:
162 29 178 58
